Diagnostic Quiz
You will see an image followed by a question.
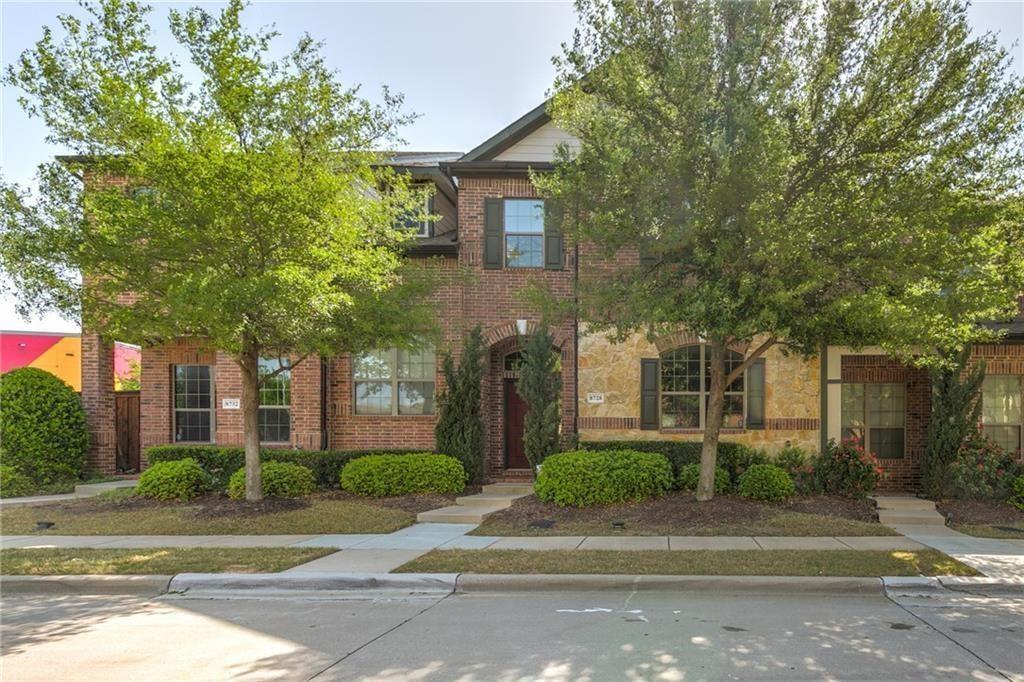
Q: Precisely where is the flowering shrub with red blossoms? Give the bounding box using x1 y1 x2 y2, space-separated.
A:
812 438 885 498
948 433 1021 501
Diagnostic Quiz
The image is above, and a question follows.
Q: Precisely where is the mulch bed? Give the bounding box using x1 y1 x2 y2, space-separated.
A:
937 500 1024 526
484 491 878 528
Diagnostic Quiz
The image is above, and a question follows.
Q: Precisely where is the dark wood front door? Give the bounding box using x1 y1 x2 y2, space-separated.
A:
115 391 140 473
504 379 530 469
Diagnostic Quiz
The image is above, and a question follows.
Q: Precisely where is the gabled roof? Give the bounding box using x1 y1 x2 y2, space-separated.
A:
459 101 552 162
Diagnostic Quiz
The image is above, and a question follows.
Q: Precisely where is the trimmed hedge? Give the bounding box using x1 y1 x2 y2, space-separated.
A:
136 458 209 502
580 440 766 484
677 463 731 494
534 449 674 507
340 453 466 496
0 367 88 485
145 445 419 489
737 464 795 501
0 464 35 499
227 462 316 499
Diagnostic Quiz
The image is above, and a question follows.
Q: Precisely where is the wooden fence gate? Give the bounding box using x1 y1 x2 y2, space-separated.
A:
115 391 140 473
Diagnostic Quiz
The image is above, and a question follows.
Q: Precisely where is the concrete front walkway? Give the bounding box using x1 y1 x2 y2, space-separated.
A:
0 479 138 509
874 495 1024 581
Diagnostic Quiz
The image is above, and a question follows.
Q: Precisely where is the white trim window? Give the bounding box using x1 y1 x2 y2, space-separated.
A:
400 192 432 237
353 346 436 415
173 365 213 442
981 375 1023 454
258 358 291 443
842 383 905 459
660 345 745 429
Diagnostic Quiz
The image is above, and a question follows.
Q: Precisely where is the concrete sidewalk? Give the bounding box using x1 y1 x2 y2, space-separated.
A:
889 524 1024 581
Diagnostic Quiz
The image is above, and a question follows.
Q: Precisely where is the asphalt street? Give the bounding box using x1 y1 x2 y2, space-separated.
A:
2 586 1021 681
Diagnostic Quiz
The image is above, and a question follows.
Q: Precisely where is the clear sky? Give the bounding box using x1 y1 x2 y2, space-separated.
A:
1 0 1022 333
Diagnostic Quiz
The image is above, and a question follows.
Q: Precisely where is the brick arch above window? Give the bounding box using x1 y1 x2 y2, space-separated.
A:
482 320 570 349
652 331 749 355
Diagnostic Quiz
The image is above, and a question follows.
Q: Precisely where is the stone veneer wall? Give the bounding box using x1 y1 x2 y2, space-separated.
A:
578 329 820 454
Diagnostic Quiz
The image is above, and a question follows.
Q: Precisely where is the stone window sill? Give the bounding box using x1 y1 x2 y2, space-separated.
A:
660 428 747 435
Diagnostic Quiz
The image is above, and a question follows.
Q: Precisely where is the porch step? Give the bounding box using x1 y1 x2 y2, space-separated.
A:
417 505 500 524
873 496 937 512
417 484 535 524
872 496 946 527
482 483 534 496
455 493 518 509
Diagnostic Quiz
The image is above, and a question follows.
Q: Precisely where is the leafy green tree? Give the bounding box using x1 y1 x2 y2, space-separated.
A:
537 0 1024 500
924 348 985 499
0 0 437 500
517 325 562 470
435 325 487 483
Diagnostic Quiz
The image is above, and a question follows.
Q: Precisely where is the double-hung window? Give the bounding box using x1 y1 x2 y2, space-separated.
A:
841 383 905 458
659 345 745 429
504 199 544 268
981 375 1023 454
173 365 213 442
258 358 291 443
353 346 436 415
401 193 432 237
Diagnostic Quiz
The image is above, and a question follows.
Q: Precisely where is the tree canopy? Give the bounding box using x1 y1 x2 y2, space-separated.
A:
1 0 438 499
537 0 1024 499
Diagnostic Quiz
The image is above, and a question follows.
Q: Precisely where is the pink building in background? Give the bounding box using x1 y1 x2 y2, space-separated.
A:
0 331 141 391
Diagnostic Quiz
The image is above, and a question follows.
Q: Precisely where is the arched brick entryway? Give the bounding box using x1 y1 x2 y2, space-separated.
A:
481 322 575 482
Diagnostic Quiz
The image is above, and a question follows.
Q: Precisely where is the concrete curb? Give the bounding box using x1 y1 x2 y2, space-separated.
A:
4 573 1021 597
165 572 459 598
454 574 886 594
0 574 172 596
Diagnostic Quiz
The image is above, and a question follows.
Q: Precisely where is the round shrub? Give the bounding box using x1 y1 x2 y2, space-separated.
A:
534 449 673 507
228 461 316 499
340 453 466 496
738 464 796 501
814 438 883 498
0 368 87 485
677 463 730 494
136 458 208 502
0 464 35 498
1010 475 1024 511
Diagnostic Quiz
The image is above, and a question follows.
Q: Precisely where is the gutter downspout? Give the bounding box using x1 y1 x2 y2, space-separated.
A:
320 359 329 450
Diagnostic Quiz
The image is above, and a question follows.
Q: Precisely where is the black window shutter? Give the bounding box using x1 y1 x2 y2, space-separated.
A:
544 201 563 270
640 358 660 430
746 358 766 429
483 198 503 269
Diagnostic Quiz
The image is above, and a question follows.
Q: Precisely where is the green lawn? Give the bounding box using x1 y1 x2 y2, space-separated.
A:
0 547 334 574
397 549 978 577
0 493 417 535
950 522 1024 539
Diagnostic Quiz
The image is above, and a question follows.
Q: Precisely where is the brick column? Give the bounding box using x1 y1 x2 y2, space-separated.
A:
81 332 117 474
291 355 323 450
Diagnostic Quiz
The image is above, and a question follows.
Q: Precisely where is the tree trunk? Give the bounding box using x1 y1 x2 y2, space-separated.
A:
697 337 727 502
238 345 263 502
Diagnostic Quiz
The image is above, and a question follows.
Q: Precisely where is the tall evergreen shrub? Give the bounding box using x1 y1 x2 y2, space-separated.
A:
434 326 486 483
924 348 985 499
517 324 562 470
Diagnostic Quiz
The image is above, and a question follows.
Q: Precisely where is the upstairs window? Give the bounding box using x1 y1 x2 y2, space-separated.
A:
258 358 291 443
504 199 544 268
353 346 436 415
981 375 1023 454
398 191 432 237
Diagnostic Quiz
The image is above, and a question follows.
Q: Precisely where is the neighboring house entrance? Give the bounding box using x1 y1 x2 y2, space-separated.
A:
115 391 140 473
504 379 530 469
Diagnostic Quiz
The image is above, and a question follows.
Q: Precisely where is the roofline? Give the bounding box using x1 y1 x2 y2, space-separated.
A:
406 240 458 257
441 160 554 177
459 100 552 162
391 166 457 204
